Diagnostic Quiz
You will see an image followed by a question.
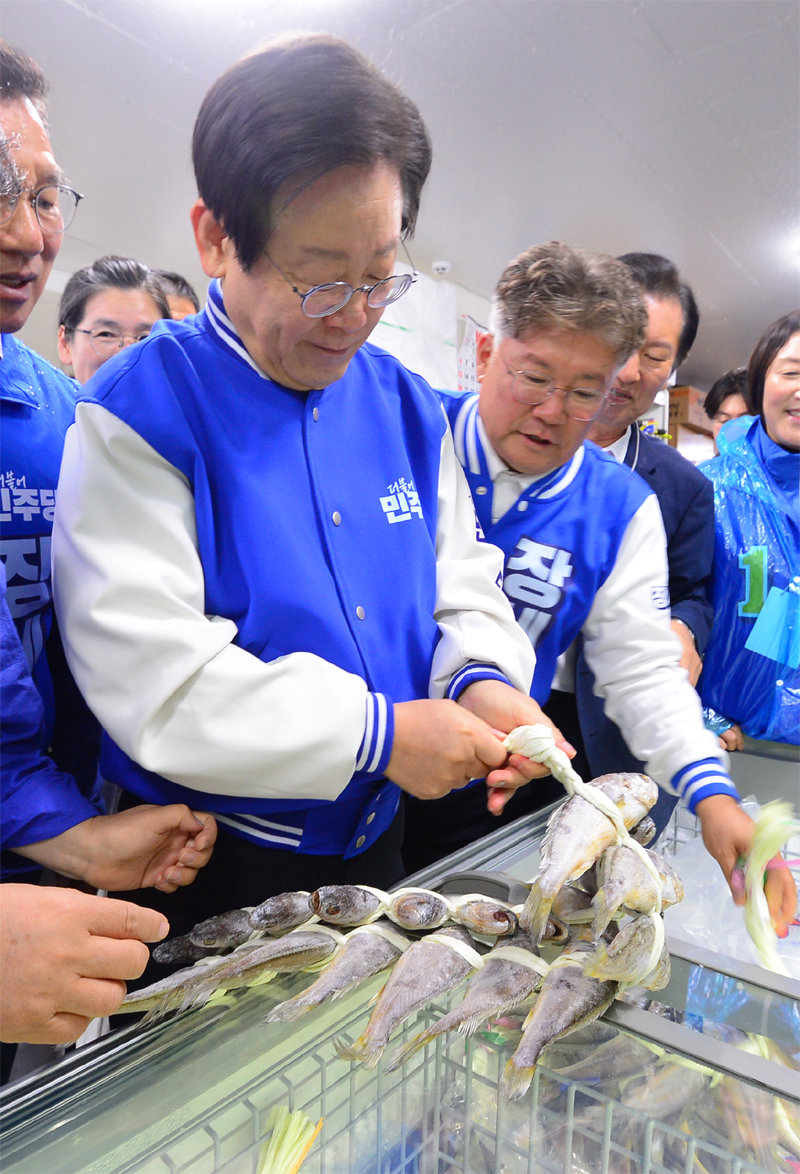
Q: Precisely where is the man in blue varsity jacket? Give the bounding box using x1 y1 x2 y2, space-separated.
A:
402 242 795 934
52 34 565 940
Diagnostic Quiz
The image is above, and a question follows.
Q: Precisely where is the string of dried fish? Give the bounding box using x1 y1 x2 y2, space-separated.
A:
506 723 667 976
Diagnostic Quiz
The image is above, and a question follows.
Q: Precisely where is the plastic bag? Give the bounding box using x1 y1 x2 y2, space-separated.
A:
698 417 800 744
663 797 800 979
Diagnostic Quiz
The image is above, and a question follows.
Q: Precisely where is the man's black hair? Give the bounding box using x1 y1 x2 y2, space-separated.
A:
0 42 48 121
192 33 432 271
617 252 699 368
153 269 200 313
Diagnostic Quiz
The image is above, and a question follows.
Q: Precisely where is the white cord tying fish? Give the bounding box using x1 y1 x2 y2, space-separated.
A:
296 924 350 971
347 922 414 953
488 945 551 977
505 724 628 838
423 931 485 970
505 723 665 979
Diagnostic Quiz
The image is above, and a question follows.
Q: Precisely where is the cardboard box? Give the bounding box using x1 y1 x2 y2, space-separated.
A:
668 385 710 432
668 422 715 463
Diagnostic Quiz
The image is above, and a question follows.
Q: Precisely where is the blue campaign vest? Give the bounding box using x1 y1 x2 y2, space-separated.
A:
699 416 800 744
440 391 654 702
0 334 78 737
84 282 448 854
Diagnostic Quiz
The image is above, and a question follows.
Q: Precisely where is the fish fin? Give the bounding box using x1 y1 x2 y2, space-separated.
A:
456 1012 493 1037
386 1030 429 1072
138 994 183 1028
519 881 551 941
500 1056 535 1102
178 980 220 1014
265 997 309 1024
591 889 613 938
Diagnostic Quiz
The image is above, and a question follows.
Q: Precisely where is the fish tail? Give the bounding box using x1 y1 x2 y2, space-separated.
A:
500 1055 535 1102
519 881 551 941
333 1034 366 1063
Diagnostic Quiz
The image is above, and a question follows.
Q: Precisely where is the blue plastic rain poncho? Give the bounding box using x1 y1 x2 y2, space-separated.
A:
699 415 799 744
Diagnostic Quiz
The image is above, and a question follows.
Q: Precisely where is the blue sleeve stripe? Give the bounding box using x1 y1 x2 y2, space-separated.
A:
672 757 740 813
447 663 512 701
356 692 393 775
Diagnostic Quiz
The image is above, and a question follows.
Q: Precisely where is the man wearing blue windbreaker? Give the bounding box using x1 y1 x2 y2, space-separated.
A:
52 34 562 936
402 241 795 933
0 43 216 1057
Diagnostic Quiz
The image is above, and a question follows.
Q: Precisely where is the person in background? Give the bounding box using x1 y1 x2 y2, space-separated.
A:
585 253 712 684
0 42 101 824
703 366 750 454
57 255 170 385
699 310 800 751
0 42 216 1072
153 268 201 320
567 253 715 829
52 34 565 945
403 242 796 941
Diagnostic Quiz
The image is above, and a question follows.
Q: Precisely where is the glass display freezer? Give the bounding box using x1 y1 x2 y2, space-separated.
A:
1 746 798 1174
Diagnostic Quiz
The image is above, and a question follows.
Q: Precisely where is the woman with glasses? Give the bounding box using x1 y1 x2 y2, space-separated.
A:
57 255 169 386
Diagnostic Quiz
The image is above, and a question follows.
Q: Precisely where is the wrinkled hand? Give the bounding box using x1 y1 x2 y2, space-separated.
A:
696 794 797 933
0 885 168 1044
84 806 218 892
671 618 702 687
388 698 508 800
719 723 744 753
18 806 218 893
456 679 575 814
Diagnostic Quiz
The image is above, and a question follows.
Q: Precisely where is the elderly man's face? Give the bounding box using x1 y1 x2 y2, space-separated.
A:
594 294 684 432
0 98 62 334
477 326 619 476
193 161 404 391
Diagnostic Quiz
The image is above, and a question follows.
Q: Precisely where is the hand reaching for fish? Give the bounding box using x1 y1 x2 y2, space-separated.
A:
0 885 169 1044
696 794 798 935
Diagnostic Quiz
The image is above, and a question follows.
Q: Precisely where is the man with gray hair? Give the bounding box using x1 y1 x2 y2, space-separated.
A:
403 241 794 937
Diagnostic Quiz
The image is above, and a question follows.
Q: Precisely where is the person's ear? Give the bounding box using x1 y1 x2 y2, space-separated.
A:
56 323 73 368
191 199 231 279
476 331 496 381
